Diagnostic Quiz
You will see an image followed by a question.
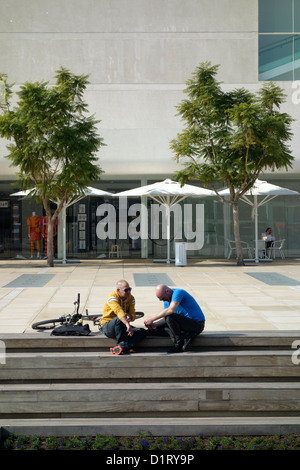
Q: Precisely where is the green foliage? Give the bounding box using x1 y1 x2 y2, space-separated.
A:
171 62 293 192
0 67 104 200
0 73 13 110
0 67 105 266
171 63 293 189
170 62 294 264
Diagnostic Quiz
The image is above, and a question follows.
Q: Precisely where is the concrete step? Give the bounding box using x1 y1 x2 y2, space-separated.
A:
0 350 298 383
1 382 300 418
2 416 300 437
0 330 299 352
1 331 299 436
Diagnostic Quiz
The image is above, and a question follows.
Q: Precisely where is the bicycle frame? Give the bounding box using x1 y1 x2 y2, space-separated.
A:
32 292 143 331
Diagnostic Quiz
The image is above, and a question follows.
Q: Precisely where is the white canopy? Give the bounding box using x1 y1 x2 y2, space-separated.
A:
11 186 113 263
115 178 213 202
11 186 111 199
219 179 299 262
115 179 214 263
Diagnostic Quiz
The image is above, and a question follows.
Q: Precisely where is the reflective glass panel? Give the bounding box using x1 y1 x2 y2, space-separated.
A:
259 34 293 80
259 0 293 33
294 35 300 78
294 0 300 32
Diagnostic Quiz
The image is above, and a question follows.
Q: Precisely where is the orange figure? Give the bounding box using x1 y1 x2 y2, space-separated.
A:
42 216 57 258
27 213 42 259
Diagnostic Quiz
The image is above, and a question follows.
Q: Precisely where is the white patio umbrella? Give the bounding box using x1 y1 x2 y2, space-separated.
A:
11 186 111 198
219 179 299 262
115 178 214 263
11 186 113 263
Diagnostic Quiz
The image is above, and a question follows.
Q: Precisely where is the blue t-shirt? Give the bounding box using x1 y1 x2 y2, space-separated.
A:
164 288 205 322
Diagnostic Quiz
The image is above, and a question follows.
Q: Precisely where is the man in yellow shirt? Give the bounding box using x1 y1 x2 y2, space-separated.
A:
101 279 147 355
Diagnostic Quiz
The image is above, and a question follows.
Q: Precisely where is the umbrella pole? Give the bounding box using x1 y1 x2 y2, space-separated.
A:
62 205 67 264
153 200 174 263
242 194 274 263
255 196 259 263
167 203 171 263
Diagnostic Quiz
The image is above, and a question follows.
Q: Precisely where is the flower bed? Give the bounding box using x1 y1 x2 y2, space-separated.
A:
1 433 300 451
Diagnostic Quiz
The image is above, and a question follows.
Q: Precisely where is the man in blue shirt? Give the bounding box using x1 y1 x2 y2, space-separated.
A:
144 284 205 353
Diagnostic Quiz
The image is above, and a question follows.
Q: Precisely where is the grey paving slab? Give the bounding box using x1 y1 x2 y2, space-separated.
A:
133 272 175 286
4 274 55 288
246 272 300 286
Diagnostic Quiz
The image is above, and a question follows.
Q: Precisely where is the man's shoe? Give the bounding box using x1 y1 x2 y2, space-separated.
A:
182 333 197 352
110 345 124 355
167 344 182 354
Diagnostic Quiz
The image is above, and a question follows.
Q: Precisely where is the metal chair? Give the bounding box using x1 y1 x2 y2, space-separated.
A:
269 239 286 259
227 240 252 259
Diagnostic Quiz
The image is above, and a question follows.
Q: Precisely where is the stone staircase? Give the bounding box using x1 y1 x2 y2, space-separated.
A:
0 331 300 437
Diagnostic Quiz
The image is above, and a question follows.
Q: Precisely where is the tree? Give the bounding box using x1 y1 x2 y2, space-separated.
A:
170 62 294 265
0 68 104 266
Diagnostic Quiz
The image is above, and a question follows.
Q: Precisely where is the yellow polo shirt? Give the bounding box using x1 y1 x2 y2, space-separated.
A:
101 289 136 326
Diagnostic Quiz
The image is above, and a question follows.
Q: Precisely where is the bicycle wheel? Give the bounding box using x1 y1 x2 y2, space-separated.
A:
32 317 66 330
135 312 144 319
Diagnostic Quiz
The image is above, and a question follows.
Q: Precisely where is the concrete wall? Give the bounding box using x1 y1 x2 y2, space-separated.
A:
1 0 299 179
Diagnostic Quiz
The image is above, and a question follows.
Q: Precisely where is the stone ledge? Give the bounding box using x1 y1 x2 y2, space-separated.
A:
2 416 300 437
1 330 300 352
1 381 300 417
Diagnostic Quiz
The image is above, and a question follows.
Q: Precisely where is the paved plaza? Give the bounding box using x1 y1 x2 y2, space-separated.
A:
0 257 300 334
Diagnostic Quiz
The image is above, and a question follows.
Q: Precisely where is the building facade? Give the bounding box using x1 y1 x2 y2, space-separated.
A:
0 0 299 260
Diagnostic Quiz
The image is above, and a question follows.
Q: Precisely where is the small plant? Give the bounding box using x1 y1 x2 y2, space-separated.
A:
219 436 235 450
15 434 28 450
205 436 222 450
2 433 15 450
29 435 42 451
91 434 121 450
71 436 92 450
44 436 61 450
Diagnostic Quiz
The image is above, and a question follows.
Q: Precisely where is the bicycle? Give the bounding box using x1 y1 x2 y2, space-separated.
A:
31 293 144 331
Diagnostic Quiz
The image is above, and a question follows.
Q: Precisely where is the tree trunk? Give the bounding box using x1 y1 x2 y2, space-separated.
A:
232 201 244 266
46 217 55 267
45 211 58 268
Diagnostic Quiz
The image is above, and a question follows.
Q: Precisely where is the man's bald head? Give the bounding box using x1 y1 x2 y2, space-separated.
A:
116 279 132 299
155 284 172 302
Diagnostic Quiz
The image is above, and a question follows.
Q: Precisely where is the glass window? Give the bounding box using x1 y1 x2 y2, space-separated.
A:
259 0 293 33
258 0 300 80
294 35 300 78
294 0 300 32
259 34 293 80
